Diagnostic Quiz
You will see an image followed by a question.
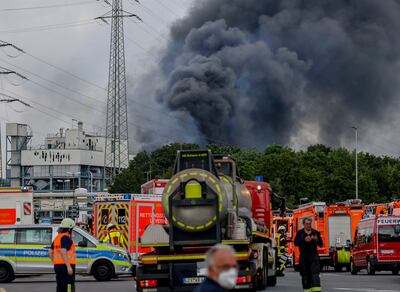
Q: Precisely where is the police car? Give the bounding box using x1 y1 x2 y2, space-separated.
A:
0 224 133 282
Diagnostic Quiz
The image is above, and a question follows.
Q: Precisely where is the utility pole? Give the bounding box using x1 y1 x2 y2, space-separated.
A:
352 126 358 200
96 1 141 184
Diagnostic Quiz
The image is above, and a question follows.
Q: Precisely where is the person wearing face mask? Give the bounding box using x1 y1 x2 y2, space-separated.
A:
294 217 323 292
194 244 238 292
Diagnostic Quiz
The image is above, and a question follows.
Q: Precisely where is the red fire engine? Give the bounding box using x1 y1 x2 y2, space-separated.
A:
243 181 274 235
292 202 328 269
324 200 364 271
141 179 169 195
292 200 364 271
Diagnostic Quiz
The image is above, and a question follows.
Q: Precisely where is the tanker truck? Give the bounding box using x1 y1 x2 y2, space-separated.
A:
136 150 277 291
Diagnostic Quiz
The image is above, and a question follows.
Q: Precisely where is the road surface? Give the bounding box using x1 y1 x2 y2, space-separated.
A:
1 270 400 292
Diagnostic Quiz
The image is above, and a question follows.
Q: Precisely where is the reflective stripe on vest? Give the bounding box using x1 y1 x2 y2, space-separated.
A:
52 233 76 265
109 231 121 245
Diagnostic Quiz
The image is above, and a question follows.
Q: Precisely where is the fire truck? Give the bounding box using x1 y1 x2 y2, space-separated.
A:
292 202 328 270
324 200 364 271
0 187 33 225
365 203 388 217
273 210 294 264
243 181 274 235
141 179 169 195
93 194 165 264
292 200 364 271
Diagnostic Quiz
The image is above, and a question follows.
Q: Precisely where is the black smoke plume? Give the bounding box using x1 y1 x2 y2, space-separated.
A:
142 0 400 148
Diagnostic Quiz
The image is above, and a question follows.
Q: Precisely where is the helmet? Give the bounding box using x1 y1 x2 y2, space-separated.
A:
60 218 76 229
107 223 116 230
278 225 286 233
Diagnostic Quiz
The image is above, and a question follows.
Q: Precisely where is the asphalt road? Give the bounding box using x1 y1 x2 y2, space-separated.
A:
1 270 400 292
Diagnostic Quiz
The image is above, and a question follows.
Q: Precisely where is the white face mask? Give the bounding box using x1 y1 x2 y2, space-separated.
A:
218 268 238 289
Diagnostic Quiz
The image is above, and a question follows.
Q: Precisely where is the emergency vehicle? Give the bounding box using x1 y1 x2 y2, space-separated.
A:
0 224 132 282
387 200 400 215
141 179 169 195
93 194 165 264
365 203 388 217
292 202 328 270
350 215 400 275
292 200 364 271
0 187 33 225
136 151 278 291
273 211 293 264
324 200 364 271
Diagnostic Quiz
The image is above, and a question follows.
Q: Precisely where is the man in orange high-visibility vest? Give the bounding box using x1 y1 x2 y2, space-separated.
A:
49 218 77 292
103 223 125 248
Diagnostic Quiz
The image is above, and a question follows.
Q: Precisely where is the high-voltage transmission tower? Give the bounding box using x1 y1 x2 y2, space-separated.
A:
96 0 141 183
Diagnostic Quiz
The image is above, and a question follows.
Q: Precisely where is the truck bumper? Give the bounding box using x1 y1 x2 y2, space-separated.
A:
371 258 400 271
137 284 254 292
136 262 256 292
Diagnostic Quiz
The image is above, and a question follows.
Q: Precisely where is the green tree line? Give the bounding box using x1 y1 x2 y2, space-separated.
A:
110 143 400 208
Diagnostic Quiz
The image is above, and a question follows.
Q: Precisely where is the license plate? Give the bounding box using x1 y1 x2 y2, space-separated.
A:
183 277 205 284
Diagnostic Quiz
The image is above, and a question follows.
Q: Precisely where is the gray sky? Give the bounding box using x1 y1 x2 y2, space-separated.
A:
1 0 400 162
0 0 194 155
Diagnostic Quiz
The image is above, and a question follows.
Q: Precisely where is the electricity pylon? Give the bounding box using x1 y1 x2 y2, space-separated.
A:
96 0 141 183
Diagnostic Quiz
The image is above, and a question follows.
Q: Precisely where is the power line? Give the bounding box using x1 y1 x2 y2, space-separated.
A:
150 0 181 18
0 92 32 108
0 19 97 34
0 1 95 12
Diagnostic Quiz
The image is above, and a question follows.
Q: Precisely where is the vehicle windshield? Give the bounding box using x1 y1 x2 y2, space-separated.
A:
75 227 99 244
215 161 233 178
378 225 400 242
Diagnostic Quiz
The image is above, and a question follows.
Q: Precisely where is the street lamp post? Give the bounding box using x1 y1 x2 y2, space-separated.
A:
66 171 81 189
352 126 358 200
57 179 70 218
67 171 81 207
89 171 94 194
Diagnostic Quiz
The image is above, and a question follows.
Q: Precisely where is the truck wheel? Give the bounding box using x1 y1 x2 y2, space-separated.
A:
350 260 358 275
392 269 399 275
255 269 264 291
367 259 375 275
267 275 277 287
262 266 267 289
0 262 15 283
259 250 267 290
92 260 114 281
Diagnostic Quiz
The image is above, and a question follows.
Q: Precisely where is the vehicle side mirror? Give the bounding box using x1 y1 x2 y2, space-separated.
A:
78 240 87 247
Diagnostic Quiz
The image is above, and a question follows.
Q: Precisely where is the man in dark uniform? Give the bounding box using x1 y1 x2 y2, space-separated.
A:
294 217 323 292
194 244 238 292
49 218 76 292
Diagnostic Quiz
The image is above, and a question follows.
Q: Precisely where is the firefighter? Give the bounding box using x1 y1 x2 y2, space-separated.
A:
276 225 288 276
103 223 125 247
294 217 323 292
49 218 76 292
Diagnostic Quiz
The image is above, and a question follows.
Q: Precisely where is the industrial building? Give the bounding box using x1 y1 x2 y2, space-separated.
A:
5 121 121 222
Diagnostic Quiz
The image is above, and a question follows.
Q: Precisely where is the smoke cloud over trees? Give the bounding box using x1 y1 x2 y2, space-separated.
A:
136 0 400 149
